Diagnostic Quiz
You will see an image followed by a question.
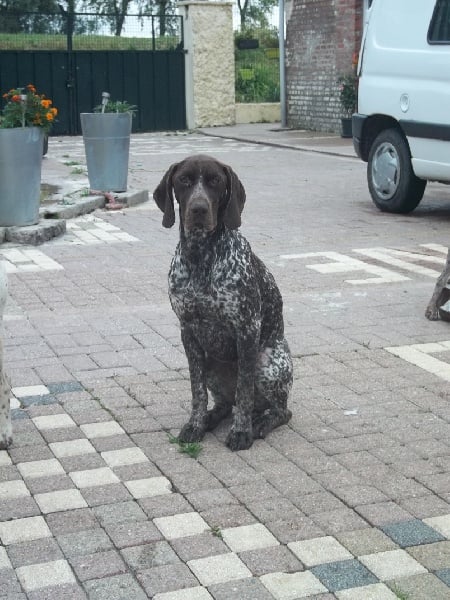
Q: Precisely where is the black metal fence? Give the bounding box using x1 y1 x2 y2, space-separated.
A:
0 10 186 134
0 10 183 51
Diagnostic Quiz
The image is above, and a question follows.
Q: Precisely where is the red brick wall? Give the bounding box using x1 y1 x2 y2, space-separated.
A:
286 0 363 132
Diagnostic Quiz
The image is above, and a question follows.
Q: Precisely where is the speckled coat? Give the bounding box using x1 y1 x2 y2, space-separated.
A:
154 155 292 451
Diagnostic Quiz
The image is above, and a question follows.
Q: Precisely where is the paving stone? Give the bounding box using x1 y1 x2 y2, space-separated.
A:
153 588 213 600
101 447 148 467
336 528 398 556
200 504 256 529
69 467 120 488
311 508 369 534
0 516 52 545
288 536 353 567
0 479 30 500
381 519 446 548
45 508 97 536
80 482 132 507
83 573 148 600
136 563 199 596
7 537 63 568
311 558 379 592
47 382 84 394
26 582 87 599
355 502 414 526
335 583 398 599
16 559 76 592
238 544 304 576
407 541 450 570
121 541 180 570
386 573 450 600
35 488 87 513
154 512 210 540
32 413 77 430
49 439 96 458
0 545 12 568
221 523 279 553
359 549 427 580
208 577 274 600
80 421 126 438
0 568 22 596
170 532 228 562
17 458 65 479
266 515 325 543
124 476 172 499
93 500 147 525
424 513 450 538
104 519 163 549
56 528 113 558
69 549 128 582
187 552 252 586
435 568 450 586
260 570 327 599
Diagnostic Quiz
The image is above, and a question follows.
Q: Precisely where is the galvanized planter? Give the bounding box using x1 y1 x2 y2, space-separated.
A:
0 127 43 227
81 113 132 192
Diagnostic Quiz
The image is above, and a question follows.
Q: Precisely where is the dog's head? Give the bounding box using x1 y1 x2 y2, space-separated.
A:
153 154 246 232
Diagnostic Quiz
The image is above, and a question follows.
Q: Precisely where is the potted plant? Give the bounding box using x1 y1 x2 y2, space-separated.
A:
0 84 57 226
337 72 357 137
80 93 137 193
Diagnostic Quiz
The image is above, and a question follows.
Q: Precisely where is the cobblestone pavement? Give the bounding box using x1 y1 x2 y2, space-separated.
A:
1 127 450 599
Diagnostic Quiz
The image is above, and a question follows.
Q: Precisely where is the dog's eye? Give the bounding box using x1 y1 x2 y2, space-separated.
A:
208 176 220 186
178 175 192 187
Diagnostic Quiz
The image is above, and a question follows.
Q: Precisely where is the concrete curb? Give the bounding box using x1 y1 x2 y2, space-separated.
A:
1 189 149 246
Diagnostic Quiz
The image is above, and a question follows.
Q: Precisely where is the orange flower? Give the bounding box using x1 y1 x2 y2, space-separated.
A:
45 112 54 121
41 99 52 108
27 84 36 92
11 95 21 102
50 107 57 116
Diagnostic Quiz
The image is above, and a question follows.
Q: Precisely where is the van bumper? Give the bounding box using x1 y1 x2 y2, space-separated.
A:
352 114 367 159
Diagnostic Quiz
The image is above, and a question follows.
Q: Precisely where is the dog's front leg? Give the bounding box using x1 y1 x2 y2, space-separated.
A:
179 326 208 443
425 248 450 320
226 331 259 452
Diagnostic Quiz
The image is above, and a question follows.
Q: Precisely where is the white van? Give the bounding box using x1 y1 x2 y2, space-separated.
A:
353 0 450 213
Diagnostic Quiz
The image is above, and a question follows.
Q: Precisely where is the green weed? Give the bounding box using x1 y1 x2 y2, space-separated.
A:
167 433 202 459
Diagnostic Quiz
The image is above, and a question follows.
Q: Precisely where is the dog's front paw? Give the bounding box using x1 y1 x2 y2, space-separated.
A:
0 433 12 449
226 430 253 451
179 423 205 443
425 305 440 320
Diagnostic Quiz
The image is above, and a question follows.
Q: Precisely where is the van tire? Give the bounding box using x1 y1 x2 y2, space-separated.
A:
367 128 426 213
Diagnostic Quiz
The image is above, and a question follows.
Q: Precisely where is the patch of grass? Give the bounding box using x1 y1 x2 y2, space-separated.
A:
70 167 85 175
0 32 179 51
210 525 222 538
392 586 410 600
64 160 80 166
168 433 203 459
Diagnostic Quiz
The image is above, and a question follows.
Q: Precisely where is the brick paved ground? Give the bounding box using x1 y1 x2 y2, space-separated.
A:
0 128 449 599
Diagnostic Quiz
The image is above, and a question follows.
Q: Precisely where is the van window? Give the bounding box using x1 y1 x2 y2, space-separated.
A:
429 0 450 43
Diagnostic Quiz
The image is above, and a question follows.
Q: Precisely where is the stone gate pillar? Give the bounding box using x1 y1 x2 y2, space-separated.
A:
178 1 235 129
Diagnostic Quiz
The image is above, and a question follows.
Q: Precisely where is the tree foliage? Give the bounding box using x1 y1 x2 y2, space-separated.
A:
237 0 278 30
0 0 61 33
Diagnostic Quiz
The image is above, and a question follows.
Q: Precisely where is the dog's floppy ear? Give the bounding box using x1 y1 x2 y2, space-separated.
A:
222 164 246 230
153 163 179 228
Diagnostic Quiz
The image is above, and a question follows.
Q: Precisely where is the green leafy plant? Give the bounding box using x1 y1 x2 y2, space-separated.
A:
210 525 223 538
391 586 410 600
93 99 137 116
338 53 359 116
167 433 202 459
0 84 58 132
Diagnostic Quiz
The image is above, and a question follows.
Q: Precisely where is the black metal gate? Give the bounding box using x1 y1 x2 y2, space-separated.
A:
0 12 186 134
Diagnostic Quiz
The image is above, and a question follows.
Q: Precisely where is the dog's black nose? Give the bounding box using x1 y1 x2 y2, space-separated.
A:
191 203 208 217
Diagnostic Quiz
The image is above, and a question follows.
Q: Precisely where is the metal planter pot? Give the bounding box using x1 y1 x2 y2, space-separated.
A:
0 127 43 227
81 113 132 192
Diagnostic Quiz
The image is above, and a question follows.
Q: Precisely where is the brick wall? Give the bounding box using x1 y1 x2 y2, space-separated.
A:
286 0 363 133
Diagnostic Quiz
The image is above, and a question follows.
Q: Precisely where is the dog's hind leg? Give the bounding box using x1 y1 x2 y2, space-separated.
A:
425 247 450 320
252 340 293 439
205 358 236 431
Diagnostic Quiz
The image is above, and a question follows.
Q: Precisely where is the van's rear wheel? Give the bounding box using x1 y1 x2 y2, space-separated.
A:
367 128 426 213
